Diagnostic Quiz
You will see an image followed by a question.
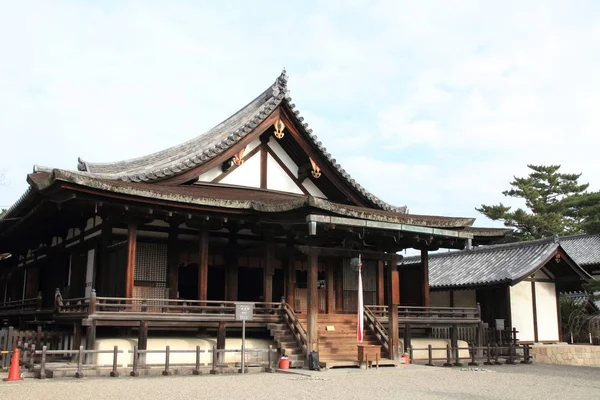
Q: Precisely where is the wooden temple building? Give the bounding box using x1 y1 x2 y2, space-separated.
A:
0 71 509 366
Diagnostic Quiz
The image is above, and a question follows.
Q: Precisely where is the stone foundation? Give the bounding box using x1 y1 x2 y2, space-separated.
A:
531 344 600 367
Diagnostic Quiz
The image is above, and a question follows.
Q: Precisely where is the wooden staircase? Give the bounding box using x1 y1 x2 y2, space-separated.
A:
267 322 305 368
298 314 389 365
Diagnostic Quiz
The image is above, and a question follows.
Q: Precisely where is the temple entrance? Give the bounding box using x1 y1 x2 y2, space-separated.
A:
238 267 263 301
207 267 225 300
178 263 198 300
273 269 284 303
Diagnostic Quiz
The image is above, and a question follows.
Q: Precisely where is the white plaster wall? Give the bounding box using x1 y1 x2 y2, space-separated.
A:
266 154 303 194
535 282 559 342
197 165 222 182
453 289 476 308
430 291 451 307
268 140 298 177
220 152 261 188
510 281 535 342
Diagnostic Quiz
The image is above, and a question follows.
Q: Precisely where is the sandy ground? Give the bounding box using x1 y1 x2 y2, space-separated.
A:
1 364 599 400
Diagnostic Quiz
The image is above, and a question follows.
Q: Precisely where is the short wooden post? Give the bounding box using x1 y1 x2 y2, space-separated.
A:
30 343 36 369
506 342 516 365
265 345 273 372
194 345 201 375
75 345 84 378
494 344 501 365
408 346 414 364
521 344 532 364
426 344 434 366
162 345 171 375
89 289 97 314
454 344 463 367
210 345 218 374
39 346 47 379
443 344 452 367
484 343 493 365
110 346 119 377
130 346 139 377
468 343 478 366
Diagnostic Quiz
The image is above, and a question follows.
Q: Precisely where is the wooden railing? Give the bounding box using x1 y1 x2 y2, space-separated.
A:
432 326 519 346
366 305 481 323
281 303 308 355
60 297 90 314
364 306 390 354
0 293 42 314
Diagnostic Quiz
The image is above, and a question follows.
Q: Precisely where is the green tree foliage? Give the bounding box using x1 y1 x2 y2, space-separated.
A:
476 165 593 240
563 192 600 235
0 208 6 217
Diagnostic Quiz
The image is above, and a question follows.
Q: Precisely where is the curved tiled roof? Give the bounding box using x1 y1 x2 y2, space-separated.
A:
75 70 405 213
402 236 567 288
558 234 600 266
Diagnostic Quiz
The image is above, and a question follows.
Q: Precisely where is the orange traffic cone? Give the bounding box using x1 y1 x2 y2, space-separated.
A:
3 348 23 382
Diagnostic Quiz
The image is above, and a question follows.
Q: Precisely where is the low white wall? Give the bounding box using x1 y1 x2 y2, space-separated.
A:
401 338 469 360
95 337 276 367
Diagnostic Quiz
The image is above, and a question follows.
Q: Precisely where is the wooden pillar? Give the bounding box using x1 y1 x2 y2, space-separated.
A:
307 249 319 353
555 285 563 342
226 263 238 302
421 249 430 307
198 227 209 301
167 223 180 299
335 262 343 311
403 323 411 352
217 321 226 364
72 321 82 361
125 223 137 299
85 320 97 364
98 220 112 296
326 262 335 314
138 320 148 365
531 281 538 343
387 254 400 360
285 253 296 309
377 259 384 306
263 242 275 303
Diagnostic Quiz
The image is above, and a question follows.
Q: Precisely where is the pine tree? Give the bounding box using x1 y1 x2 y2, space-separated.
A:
476 165 589 240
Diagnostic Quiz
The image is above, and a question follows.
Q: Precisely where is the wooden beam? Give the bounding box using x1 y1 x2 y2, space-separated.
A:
260 143 268 189
421 249 430 307
377 259 384 306
555 285 563 342
296 246 393 261
531 281 538 343
326 261 335 314
138 320 148 365
125 223 137 299
263 242 275 303
167 223 180 299
307 248 319 353
198 227 209 301
217 321 226 364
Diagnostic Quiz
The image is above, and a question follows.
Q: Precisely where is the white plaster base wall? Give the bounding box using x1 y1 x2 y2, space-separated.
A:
531 344 600 367
95 337 276 367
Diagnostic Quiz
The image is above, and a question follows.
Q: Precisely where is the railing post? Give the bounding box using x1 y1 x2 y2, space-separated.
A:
39 346 47 379
163 345 171 375
426 344 434 366
110 346 119 377
130 346 139 377
454 344 463 367
30 343 36 370
194 345 201 375
443 344 452 367
89 289 97 315
75 345 84 378
36 291 43 311
468 343 478 366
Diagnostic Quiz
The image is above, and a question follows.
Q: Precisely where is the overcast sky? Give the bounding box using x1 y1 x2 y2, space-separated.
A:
1 0 599 230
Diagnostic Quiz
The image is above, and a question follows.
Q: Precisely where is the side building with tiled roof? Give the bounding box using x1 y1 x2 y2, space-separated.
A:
401 236 593 344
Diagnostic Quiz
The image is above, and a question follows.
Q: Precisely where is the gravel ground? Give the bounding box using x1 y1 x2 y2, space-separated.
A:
1 364 598 400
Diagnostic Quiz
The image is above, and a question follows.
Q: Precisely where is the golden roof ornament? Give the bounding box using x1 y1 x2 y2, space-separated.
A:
274 120 286 139
310 157 321 179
